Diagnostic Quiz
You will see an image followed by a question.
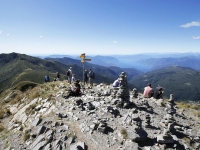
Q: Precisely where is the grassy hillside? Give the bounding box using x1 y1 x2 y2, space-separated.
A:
130 66 200 101
0 53 119 94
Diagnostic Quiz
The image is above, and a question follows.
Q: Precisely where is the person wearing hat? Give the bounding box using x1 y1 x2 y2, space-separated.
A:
143 83 154 98
65 79 81 99
67 67 73 84
113 78 120 87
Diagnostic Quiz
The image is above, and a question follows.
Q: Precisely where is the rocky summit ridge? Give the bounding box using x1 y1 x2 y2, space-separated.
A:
0 72 200 150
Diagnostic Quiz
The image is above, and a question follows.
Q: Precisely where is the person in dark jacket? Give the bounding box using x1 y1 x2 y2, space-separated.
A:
155 87 163 99
84 70 88 85
65 79 81 98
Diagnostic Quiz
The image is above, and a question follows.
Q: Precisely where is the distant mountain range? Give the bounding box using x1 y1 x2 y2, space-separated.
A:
1 52 200 101
45 57 143 81
41 52 200 72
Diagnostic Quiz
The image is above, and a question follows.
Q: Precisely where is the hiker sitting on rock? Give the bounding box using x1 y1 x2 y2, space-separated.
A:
154 87 163 99
65 79 81 98
143 83 154 98
113 78 120 87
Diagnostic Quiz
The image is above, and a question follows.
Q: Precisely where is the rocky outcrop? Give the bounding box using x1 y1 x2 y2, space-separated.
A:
1 78 200 150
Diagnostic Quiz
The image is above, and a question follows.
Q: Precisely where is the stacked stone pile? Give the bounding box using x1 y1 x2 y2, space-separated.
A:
1 73 200 150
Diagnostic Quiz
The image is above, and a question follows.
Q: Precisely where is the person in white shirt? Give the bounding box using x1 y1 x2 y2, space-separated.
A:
113 78 120 87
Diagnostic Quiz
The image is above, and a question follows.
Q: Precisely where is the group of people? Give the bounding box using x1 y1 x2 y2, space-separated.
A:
112 78 163 99
46 69 163 100
143 83 163 99
84 69 95 87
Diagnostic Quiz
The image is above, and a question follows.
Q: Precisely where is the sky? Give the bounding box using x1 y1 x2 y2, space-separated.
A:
0 0 200 56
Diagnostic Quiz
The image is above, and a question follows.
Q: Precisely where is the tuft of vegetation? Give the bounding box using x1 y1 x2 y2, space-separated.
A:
23 133 30 141
0 123 5 132
176 101 200 117
0 108 11 119
14 81 38 92
25 103 37 115
176 102 200 110
120 129 128 139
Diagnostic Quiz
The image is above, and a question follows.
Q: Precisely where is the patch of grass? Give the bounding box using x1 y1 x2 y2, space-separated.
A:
120 129 128 139
0 108 11 119
25 103 37 115
0 123 5 132
194 111 200 117
161 102 165 107
14 81 38 92
0 110 4 119
23 133 30 141
176 102 200 110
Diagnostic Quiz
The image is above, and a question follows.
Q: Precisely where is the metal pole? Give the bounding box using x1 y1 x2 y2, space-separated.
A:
83 62 85 86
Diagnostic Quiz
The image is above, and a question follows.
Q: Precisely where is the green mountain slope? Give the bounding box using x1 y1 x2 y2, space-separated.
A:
0 53 119 94
130 66 200 101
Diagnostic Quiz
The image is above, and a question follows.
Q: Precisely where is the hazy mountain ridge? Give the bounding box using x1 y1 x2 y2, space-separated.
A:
45 57 143 80
136 56 200 71
42 52 200 72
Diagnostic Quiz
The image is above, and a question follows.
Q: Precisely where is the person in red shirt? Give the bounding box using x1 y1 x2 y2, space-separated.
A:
143 83 154 98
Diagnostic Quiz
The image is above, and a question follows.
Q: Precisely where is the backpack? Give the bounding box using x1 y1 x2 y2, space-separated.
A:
45 76 50 82
67 70 70 76
89 71 95 79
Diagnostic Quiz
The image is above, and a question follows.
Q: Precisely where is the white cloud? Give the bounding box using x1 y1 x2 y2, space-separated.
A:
40 36 42 38
7 34 10 36
0 30 3 34
111 41 118 44
192 36 200 40
180 21 200 28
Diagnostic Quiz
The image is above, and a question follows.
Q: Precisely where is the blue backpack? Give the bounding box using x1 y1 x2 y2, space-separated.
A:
45 76 50 82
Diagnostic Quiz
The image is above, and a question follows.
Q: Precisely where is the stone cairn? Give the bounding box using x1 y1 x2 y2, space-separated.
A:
144 114 151 128
165 94 176 115
157 95 177 144
122 110 147 142
115 72 130 108
132 88 138 98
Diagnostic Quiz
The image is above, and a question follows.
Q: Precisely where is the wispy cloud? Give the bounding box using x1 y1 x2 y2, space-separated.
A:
7 34 10 36
111 41 118 44
180 21 200 28
0 30 3 34
40 36 43 38
192 36 200 40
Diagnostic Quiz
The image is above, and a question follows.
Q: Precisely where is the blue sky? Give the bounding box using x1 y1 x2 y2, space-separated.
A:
0 0 200 56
